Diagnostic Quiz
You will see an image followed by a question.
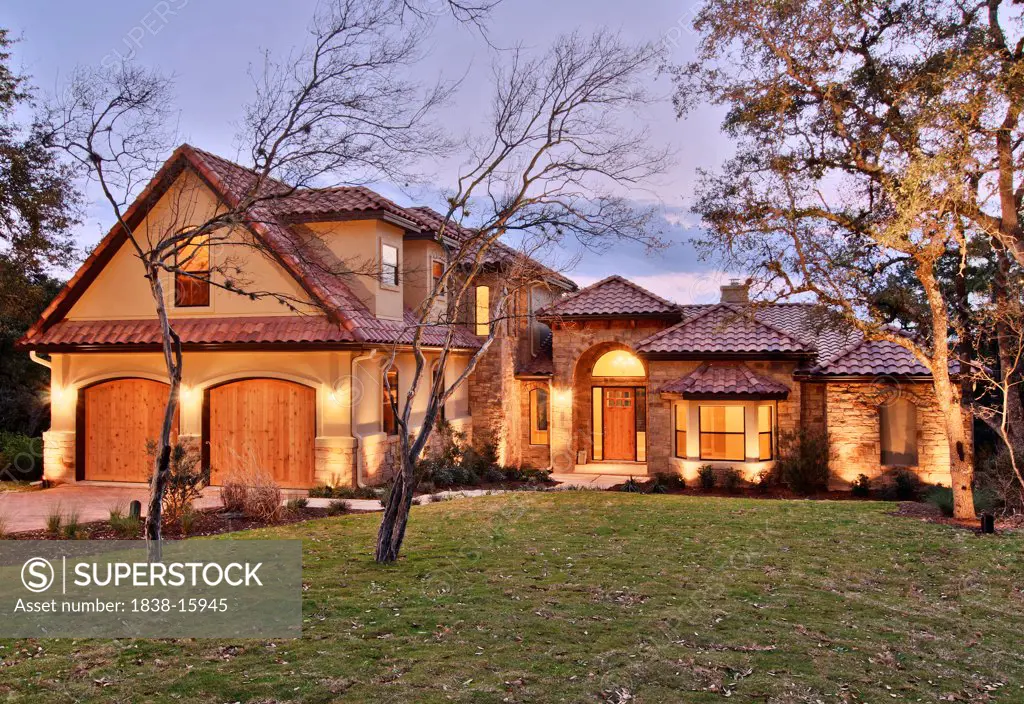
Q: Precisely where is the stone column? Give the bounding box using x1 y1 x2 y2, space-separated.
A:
42 430 76 484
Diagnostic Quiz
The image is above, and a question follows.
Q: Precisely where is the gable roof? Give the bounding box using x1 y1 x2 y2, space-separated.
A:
538 275 681 318
636 304 811 356
658 362 791 398
19 145 569 350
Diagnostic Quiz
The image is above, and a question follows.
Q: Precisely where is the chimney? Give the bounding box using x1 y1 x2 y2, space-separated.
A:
720 279 749 304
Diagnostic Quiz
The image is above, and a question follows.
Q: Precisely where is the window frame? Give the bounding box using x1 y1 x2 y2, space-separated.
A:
674 403 687 459
698 405 747 462
758 404 774 461
382 366 399 436
475 285 490 336
173 231 211 308
529 387 550 445
430 258 445 296
380 242 399 289
879 399 919 467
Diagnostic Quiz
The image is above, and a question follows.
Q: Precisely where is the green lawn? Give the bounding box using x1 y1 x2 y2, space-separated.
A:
2 492 1022 702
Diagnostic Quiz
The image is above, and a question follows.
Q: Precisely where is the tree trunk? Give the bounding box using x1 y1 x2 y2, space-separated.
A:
993 247 1024 446
144 272 182 563
932 367 976 520
374 454 415 563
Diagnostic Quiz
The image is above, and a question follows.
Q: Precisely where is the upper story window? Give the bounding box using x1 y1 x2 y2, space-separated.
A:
530 387 549 445
381 243 399 287
699 405 745 461
431 259 444 295
880 399 918 466
174 231 210 307
382 366 399 436
475 285 490 336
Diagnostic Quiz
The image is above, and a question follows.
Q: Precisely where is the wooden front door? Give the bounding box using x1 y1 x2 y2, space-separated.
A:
206 379 316 488
81 379 177 482
603 388 637 461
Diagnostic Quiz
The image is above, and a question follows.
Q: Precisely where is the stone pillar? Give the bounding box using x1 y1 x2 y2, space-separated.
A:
315 436 357 487
42 430 76 483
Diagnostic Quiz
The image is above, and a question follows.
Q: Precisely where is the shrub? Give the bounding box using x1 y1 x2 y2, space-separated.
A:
648 481 668 494
0 433 43 481
483 466 506 484
698 464 716 491
309 485 334 498
219 466 283 522
179 507 198 536
976 448 1023 514
619 477 644 493
327 499 349 516
286 497 309 510
63 509 84 539
148 441 207 524
851 474 871 498
775 428 830 494
721 467 743 493
754 469 773 494
45 506 63 536
925 486 955 517
652 472 685 491
108 503 141 538
875 468 924 501
330 486 378 500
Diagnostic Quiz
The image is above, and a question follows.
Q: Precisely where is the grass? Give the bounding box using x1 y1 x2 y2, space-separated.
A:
2 492 1023 702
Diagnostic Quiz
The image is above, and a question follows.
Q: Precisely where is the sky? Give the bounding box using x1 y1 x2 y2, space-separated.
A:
6 0 738 304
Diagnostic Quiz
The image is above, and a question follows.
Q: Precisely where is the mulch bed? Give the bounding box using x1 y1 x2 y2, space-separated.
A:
4 505 364 541
606 480 871 501
889 501 1024 533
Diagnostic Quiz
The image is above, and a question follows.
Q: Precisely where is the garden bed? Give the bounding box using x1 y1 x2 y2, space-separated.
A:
2 504 374 541
606 477 870 501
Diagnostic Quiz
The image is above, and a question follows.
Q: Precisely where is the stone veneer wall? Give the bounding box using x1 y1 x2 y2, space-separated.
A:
41 430 75 483
825 381 952 485
468 334 522 466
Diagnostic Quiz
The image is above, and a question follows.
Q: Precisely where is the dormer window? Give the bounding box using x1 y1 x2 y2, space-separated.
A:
174 231 210 307
381 243 399 287
431 259 444 294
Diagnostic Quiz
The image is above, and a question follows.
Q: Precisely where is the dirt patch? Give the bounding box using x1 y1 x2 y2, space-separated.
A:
3 504 372 540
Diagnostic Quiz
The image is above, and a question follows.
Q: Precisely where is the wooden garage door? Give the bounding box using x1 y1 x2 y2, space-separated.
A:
81 379 177 482
207 379 316 488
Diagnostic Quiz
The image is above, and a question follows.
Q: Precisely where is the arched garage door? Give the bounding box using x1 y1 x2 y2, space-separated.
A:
205 379 316 488
79 378 178 482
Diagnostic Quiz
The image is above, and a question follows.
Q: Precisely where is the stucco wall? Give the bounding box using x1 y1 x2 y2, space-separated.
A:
43 349 471 487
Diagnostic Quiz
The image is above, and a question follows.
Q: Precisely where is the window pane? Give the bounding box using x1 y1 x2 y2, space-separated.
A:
381 244 398 286
759 432 772 461
675 404 686 431
700 406 744 433
382 368 399 435
675 430 686 458
758 405 772 433
592 350 645 377
175 233 210 307
880 400 918 466
592 387 603 461
475 285 490 335
700 433 745 461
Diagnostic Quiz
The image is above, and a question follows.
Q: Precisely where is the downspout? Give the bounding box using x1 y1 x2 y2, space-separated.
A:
351 349 379 488
29 351 52 369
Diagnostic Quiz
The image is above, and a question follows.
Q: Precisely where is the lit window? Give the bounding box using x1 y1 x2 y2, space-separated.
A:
382 367 399 435
381 243 399 287
674 404 687 459
880 399 918 466
475 285 490 336
530 388 549 445
758 405 773 461
431 259 444 294
699 406 745 461
174 231 210 307
592 350 645 377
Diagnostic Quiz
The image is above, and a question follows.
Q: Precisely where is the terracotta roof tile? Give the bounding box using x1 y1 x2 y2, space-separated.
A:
636 304 811 355
539 275 681 317
658 363 791 398
27 314 481 350
810 337 931 376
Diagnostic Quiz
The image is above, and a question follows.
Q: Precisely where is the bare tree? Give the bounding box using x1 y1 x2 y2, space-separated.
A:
373 29 671 563
49 0 451 559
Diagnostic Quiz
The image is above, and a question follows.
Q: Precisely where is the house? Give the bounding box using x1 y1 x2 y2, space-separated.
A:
18 146 954 489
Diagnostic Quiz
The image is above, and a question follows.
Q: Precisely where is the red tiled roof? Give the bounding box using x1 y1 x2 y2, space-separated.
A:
658 363 791 398
26 314 481 350
539 275 681 318
636 304 811 355
810 337 932 376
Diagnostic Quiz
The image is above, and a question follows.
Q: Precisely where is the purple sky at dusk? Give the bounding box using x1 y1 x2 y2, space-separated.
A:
6 0 737 303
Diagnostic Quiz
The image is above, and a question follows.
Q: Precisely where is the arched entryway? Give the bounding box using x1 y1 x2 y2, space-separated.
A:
574 345 648 464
